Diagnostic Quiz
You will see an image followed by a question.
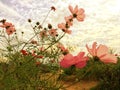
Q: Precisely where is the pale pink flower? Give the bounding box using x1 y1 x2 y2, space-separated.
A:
39 30 47 37
86 42 118 64
69 5 85 21
58 23 71 34
48 29 58 37
64 15 73 26
0 22 15 35
6 26 15 35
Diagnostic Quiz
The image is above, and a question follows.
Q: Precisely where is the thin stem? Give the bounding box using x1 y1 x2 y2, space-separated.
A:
41 10 51 26
21 9 52 50
23 32 65 64
30 23 40 42
42 33 65 53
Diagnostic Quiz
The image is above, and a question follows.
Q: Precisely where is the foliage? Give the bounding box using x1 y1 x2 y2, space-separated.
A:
90 57 120 90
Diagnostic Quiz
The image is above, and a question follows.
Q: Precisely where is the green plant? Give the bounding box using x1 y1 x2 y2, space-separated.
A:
90 58 120 90
0 6 68 90
0 5 86 90
0 4 120 90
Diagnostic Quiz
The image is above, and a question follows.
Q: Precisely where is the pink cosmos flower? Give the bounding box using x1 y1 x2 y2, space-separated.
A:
39 30 47 37
60 52 88 68
74 52 89 68
64 15 73 26
48 29 58 37
6 26 15 35
0 22 15 35
86 42 118 64
0 22 13 28
69 5 85 21
58 23 71 34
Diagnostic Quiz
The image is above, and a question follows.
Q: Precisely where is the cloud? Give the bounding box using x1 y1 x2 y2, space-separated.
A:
0 1 23 18
17 0 33 8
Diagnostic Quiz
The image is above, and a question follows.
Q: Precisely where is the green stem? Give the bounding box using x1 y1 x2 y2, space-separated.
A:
21 9 52 50
42 33 65 53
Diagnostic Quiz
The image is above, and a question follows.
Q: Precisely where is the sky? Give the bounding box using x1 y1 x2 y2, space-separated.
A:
0 0 120 54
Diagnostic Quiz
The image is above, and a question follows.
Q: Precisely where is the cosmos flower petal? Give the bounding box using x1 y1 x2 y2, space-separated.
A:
97 45 109 57
76 14 85 21
75 61 87 68
100 54 118 64
69 5 74 14
86 44 94 56
69 5 78 14
74 5 78 13
60 54 74 68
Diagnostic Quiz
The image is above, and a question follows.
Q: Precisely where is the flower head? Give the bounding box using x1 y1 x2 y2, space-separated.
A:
48 29 58 37
86 42 118 64
64 15 73 26
69 5 85 21
74 52 89 68
58 23 71 34
60 52 88 68
0 21 15 35
39 30 47 38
